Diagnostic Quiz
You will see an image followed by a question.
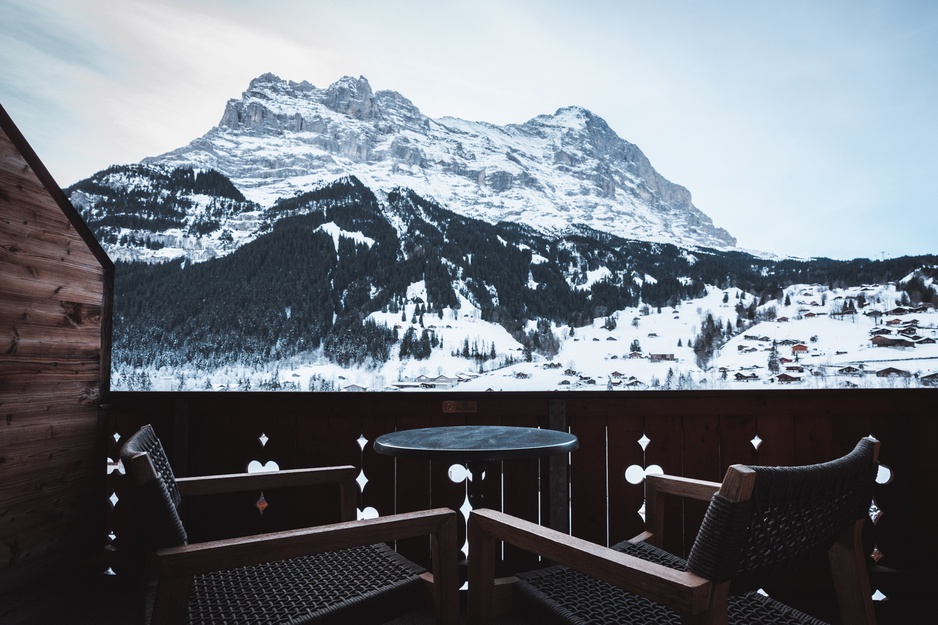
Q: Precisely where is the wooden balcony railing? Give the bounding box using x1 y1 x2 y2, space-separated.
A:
105 388 935 620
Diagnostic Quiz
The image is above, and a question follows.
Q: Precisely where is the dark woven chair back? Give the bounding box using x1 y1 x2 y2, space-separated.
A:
120 424 181 507
119 424 188 550
687 438 877 594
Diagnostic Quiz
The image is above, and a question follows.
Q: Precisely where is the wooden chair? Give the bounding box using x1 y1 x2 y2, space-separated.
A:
468 437 879 625
118 424 459 625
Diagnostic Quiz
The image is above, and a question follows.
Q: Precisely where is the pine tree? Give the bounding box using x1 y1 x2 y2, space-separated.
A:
768 341 780 374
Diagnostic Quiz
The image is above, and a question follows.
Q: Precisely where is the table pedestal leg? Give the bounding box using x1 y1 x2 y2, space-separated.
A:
467 462 486 509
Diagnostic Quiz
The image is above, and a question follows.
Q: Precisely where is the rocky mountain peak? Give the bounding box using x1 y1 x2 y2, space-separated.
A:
321 75 376 120
142 73 737 252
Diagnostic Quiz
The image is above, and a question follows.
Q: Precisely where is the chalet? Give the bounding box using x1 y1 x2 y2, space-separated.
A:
791 344 809 354
869 328 892 336
777 316 790 322
649 353 675 362
734 372 759 381
786 366 805 373
898 327 919 337
779 357 794 364
804 312 817 318
916 337 936 345
871 335 915 348
610 371 625 378
886 307 909 316
629 352 643 359
343 384 368 392
876 367 911 378
564 368 578 376
431 375 459 388
776 373 802 383
921 372 938 387
885 318 904 326
838 366 862 375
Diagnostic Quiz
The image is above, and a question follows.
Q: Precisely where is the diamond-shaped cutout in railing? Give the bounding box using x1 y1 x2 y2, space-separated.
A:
638 500 646 523
459 491 472 559
869 499 883 525
256 492 269 515
870 546 884 563
638 434 650 451
112 432 121 443
109 492 118 509
356 468 368 492
751 434 763 450
357 434 368 451
872 589 887 602
258 433 269 447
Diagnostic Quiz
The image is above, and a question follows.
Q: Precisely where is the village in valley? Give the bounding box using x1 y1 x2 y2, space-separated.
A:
254 276 938 393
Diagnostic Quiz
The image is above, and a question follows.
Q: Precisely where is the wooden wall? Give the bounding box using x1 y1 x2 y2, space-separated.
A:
0 106 113 595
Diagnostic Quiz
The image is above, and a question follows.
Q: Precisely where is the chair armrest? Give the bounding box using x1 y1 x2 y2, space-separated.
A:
643 473 721 547
151 508 460 625
645 473 722 502
467 508 711 625
175 465 357 496
176 465 359 520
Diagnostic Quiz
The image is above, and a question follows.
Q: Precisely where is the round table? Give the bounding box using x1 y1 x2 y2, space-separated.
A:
374 425 579 508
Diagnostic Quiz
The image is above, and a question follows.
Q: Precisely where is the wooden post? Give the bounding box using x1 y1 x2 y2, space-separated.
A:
548 399 569 533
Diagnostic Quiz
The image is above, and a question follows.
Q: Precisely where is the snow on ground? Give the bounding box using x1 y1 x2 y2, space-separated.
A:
115 281 938 392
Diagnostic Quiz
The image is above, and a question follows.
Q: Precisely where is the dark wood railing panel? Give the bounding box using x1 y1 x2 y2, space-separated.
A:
105 388 936 597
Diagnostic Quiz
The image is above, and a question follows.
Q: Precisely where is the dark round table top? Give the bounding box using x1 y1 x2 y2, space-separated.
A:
373 425 579 463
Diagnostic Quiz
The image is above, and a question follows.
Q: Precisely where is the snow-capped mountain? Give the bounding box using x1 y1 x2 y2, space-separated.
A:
143 73 734 251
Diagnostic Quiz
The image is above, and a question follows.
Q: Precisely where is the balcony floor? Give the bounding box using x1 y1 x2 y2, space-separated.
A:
1 570 925 625
1 572 530 625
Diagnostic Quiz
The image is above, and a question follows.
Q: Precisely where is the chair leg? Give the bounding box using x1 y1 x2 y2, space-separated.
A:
430 514 461 625
680 580 729 625
828 519 877 625
467 516 498 625
150 575 193 625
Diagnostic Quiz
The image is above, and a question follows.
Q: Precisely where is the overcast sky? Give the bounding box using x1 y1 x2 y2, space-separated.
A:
2 0 936 260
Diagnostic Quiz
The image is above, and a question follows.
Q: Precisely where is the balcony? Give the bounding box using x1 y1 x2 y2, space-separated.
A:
64 388 930 623
1 105 935 624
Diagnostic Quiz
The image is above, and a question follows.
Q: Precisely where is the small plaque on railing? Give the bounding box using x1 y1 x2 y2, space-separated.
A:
442 400 477 414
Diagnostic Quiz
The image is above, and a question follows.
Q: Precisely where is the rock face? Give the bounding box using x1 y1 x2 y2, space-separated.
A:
148 73 736 250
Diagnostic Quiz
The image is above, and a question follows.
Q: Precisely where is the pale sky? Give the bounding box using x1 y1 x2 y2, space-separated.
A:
2 0 936 260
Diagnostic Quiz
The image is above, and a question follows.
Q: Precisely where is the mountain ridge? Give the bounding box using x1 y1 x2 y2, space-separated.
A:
139 73 734 252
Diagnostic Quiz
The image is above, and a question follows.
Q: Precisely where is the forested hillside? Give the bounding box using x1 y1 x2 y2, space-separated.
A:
108 176 938 381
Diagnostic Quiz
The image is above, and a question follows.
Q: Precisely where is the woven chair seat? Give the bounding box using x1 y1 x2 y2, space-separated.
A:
514 540 827 625
174 542 425 625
